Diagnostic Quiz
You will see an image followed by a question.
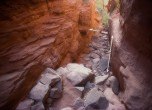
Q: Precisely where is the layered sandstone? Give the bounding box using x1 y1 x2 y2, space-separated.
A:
111 0 152 109
0 0 100 109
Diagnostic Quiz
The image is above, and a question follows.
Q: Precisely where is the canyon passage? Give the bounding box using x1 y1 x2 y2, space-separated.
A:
0 0 152 110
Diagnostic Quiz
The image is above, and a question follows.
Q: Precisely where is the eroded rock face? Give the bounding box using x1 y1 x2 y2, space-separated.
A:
111 0 152 109
0 0 100 109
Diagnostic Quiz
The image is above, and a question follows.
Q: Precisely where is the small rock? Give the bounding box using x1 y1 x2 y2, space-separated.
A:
61 107 73 110
84 88 109 110
29 82 49 101
106 76 119 95
101 31 108 35
95 75 109 85
98 57 109 72
16 99 34 110
31 102 45 110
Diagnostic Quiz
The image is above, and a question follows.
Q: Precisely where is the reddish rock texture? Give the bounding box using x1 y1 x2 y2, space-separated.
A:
111 0 152 109
0 0 100 109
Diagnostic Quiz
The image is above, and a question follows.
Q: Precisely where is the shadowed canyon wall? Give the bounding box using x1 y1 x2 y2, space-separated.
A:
0 0 100 109
111 0 152 109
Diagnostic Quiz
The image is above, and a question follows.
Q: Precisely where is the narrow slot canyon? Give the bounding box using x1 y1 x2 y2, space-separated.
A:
0 0 152 110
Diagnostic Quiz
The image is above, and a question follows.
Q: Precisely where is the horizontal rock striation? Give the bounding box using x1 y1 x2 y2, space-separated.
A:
0 0 100 109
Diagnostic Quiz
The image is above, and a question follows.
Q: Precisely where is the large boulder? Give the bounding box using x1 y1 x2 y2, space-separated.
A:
16 68 61 109
29 82 49 101
29 68 62 101
84 88 109 110
106 76 120 95
66 63 94 86
51 76 83 110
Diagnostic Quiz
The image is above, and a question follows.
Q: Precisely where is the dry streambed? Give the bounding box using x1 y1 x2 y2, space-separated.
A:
16 30 125 110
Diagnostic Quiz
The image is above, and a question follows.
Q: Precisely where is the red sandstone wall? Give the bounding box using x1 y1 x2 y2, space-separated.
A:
0 0 100 109
111 0 152 109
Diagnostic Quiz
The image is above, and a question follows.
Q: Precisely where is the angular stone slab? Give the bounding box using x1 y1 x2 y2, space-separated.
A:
40 73 60 86
66 63 93 86
29 82 49 101
84 88 109 109
95 75 109 85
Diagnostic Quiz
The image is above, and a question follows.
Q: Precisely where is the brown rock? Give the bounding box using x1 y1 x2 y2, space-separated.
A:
111 0 152 109
0 0 100 109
